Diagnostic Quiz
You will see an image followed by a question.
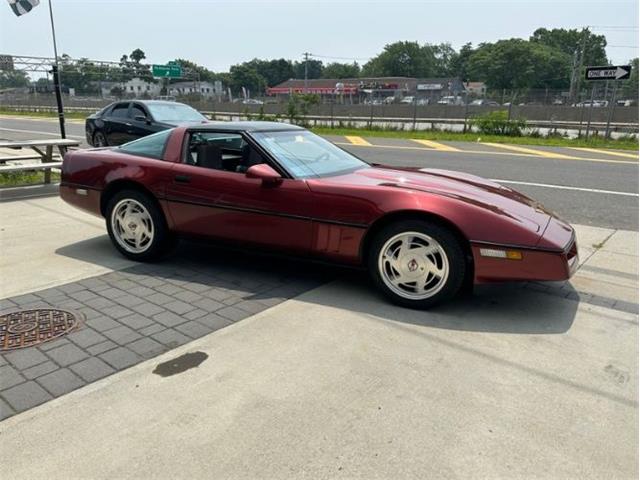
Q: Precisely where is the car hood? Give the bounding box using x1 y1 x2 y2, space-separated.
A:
333 166 554 233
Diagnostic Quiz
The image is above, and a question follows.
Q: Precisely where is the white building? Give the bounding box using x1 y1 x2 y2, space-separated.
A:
122 77 162 97
464 81 487 96
168 81 221 98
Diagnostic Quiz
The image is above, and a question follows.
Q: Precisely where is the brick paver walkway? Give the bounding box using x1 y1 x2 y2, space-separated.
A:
0 243 330 419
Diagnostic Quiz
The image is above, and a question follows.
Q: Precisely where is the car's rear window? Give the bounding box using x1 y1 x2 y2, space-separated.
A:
118 129 172 160
146 103 206 123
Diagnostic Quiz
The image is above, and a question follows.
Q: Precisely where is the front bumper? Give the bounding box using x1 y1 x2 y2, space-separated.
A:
472 219 578 283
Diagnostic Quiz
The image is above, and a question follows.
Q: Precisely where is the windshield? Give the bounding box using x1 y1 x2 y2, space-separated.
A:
146 103 206 123
251 130 369 178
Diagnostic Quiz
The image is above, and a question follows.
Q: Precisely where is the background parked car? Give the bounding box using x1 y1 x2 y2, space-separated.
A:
85 100 208 147
438 96 465 106
469 99 500 107
573 100 608 108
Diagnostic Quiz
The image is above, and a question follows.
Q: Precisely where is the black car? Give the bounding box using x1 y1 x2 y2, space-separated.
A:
85 100 208 147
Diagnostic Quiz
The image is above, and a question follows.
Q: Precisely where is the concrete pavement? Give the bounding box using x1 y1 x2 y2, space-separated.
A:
0 278 636 479
0 195 637 478
0 195 133 298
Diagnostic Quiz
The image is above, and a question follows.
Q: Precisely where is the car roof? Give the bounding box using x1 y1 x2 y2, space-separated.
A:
108 100 190 107
190 121 304 133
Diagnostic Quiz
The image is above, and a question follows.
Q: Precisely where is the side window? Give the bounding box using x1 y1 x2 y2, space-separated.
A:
110 103 129 118
119 129 172 160
130 104 147 120
186 132 266 173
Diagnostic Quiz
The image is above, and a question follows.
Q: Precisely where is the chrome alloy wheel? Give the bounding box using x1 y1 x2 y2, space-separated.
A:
111 199 154 254
377 231 450 300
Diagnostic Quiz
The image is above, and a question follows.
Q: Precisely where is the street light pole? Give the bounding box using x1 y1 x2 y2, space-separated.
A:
48 0 66 138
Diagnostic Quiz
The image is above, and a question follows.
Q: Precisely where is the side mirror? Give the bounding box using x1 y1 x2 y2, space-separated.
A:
134 115 149 123
246 163 282 185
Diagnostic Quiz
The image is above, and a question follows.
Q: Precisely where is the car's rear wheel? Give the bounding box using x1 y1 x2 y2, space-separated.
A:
93 131 107 147
105 190 173 261
368 220 466 309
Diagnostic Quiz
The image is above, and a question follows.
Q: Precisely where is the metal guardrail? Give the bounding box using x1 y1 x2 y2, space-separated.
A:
203 110 639 132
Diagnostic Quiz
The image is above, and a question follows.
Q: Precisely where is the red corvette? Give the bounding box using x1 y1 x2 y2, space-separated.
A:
61 122 578 308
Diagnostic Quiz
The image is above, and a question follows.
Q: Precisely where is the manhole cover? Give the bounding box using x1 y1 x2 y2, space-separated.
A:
0 309 82 351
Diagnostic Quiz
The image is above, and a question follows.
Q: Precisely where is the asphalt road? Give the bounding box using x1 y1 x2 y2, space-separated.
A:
1 116 638 230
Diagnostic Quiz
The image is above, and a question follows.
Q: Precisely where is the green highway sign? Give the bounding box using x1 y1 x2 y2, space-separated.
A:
152 64 182 78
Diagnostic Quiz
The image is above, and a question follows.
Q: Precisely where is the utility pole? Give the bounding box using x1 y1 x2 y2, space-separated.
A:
569 49 579 102
303 52 310 93
574 27 589 104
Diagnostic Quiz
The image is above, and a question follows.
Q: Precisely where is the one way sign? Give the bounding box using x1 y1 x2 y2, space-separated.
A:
585 65 632 81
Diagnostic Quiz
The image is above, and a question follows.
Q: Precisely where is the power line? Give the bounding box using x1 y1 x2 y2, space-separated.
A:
589 25 638 30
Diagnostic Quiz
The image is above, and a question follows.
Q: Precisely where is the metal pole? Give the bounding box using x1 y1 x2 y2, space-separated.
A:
330 100 334 129
412 96 417 131
370 97 374 129
48 0 65 138
303 52 309 93
463 92 469 133
605 83 618 139
585 85 596 140
507 92 516 120
577 92 586 137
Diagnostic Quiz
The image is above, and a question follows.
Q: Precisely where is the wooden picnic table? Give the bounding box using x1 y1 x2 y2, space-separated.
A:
0 138 80 183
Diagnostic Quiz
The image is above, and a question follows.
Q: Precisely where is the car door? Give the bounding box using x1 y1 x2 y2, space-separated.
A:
103 102 131 145
165 130 313 254
128 103 163 143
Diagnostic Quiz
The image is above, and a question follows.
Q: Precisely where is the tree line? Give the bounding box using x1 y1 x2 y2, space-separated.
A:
176 28 635 95
1 28 637 98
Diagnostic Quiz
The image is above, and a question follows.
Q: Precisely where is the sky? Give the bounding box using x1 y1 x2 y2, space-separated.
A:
0 0 638 71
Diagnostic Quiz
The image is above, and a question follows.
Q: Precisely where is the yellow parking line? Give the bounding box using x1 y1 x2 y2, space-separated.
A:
411 139 460 152
569 147 638 159
344 135 372 146
481 142 575 159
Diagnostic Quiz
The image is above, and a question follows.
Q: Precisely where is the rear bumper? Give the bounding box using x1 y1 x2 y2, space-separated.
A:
472 221 578 283
60 184 103 218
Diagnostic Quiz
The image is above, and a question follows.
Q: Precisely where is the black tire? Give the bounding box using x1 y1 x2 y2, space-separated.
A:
105 189 175 262
367 219 467 309
93 131 108 147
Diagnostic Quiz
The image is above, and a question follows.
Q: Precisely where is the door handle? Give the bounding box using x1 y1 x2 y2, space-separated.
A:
174 175 191 183
125 122 132 127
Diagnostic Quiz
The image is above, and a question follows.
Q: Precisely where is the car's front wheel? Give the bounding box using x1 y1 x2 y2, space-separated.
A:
368 220 467 309
105 190 174 261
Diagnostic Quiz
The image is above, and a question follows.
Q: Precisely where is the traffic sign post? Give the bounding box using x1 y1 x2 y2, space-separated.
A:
585 65 631 81
583 65 632 139
152 64 182 78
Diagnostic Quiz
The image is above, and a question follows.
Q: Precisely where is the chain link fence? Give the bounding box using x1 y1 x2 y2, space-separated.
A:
1 85 637 137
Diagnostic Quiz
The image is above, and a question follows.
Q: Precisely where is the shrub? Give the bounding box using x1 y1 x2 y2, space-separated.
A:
286 93 320 126
471 110 525 136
